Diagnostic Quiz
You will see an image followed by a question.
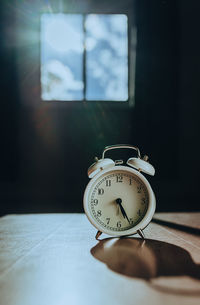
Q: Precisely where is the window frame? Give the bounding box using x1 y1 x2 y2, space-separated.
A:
39 12 136 108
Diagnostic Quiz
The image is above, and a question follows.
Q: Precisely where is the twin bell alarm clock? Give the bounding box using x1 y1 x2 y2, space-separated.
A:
83 144 156 239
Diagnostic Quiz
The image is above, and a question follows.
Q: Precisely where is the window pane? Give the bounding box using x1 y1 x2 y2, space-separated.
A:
85 14 128 101
41 14 84 101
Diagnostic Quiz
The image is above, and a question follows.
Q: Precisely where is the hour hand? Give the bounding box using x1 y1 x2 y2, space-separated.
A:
115 198 130 223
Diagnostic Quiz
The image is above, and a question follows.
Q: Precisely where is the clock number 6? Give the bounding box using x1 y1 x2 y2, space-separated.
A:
117 221 122 228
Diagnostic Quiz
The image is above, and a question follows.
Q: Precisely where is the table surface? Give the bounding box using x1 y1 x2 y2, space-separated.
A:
0 213 200 305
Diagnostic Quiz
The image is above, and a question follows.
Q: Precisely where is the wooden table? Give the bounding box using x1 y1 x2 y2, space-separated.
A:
0 213 199 305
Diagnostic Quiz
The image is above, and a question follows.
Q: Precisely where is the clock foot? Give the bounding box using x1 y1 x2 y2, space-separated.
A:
95 230 102 240
137 229 145 239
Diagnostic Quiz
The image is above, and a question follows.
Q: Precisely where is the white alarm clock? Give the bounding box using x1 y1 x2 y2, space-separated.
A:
83 144 156 239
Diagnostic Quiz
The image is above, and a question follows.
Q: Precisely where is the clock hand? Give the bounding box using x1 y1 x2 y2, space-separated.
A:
115 198 124 217
115 198 130 224
116 200 130 223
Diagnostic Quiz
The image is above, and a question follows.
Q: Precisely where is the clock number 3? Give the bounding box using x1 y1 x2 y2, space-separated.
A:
141 198 146 205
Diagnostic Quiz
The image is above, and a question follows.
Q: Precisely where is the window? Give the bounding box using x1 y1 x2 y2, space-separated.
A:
40 13 129 102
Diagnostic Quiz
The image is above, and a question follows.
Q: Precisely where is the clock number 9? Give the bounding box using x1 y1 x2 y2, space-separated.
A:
91 199 98 206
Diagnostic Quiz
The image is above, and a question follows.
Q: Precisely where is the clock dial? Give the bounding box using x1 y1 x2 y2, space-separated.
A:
88 170 149 232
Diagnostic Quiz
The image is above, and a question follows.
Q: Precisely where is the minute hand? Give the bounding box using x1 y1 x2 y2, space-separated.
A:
116 198 130 224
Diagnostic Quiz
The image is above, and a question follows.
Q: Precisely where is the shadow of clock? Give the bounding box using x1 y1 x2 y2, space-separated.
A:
91 237 200 295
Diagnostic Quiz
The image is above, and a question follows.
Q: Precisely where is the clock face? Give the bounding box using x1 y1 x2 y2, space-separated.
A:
84 168 151 234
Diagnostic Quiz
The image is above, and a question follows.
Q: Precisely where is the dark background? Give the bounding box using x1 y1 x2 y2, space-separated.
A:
0 0 200 216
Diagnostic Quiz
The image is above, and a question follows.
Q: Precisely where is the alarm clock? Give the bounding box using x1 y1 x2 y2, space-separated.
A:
83 144 156 239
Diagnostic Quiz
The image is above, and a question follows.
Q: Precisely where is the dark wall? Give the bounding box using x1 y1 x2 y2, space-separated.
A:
0 0 200 215
0 1 19 182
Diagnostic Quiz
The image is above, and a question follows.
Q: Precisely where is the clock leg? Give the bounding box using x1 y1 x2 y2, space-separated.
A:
95 230 102 240
137 229 145 239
